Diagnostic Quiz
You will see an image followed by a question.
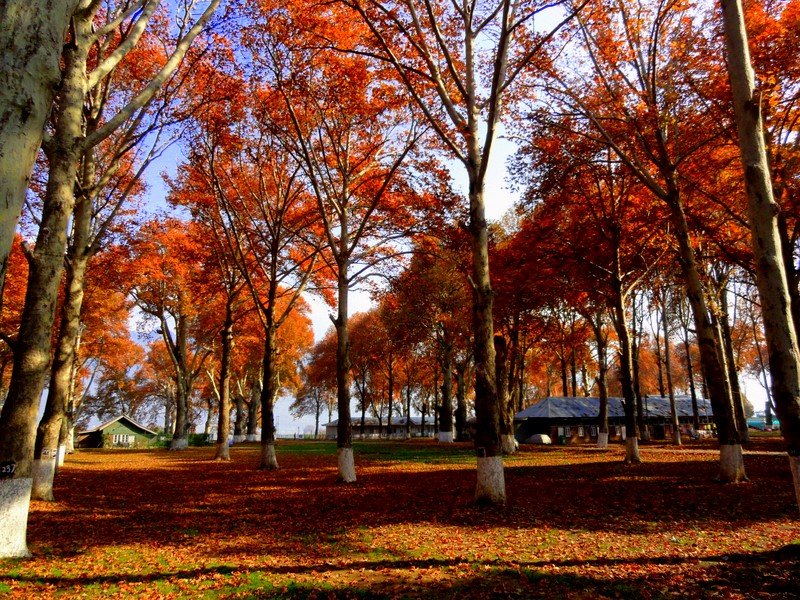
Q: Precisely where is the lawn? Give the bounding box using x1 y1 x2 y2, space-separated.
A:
1 439 799 599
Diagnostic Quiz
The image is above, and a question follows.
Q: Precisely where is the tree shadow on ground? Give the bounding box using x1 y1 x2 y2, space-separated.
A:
5 544 799 599
23 444 797 560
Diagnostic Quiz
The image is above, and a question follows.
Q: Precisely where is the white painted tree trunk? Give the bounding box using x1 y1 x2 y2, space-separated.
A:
719 444 747 483
170 437 188 451
214 443 230 461
672 430 682 446
337 447 356 483
261 443 279 470
57 443 66 467
437 431 454 443
0 478 33 558
475 456 506 505
501 434 518 454
625 437 641 463
31 457 57 501
246 433 257 442
233 435 246 443
596 432 609 449
67 428 74 453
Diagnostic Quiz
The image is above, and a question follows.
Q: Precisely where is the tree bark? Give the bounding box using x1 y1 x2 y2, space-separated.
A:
455 365 467 441
721 0 800 497
214 303 234 460
590 313 610 449
233 393 245 443
496 336 516 454
630 293 646 441
246 380 260 442
682 326 701 432
405 384 412 438
437 333 454 442
662 296 681 446
668 189 745 481
259 328 279 470
0 0 78 300
335 260 355 482
32 254 89 501
612 280 640 463
386 359 394 438
470 183 504 505
0 8 87 555
718 285 749 441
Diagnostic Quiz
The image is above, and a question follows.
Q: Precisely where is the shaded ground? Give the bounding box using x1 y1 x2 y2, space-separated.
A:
1 437 799 598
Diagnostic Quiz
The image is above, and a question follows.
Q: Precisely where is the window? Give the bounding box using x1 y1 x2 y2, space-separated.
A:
577 426 584 437
112 434 134 446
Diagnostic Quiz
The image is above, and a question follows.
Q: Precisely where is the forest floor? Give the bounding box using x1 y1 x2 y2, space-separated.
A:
1 436 799 599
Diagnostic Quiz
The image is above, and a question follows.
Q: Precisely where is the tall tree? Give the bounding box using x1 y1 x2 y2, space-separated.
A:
536 0 748 479
244 5 428 482
341 0 583 504
720 0 800 508
0 0 222 557
125 219 214 450
173 73 322 468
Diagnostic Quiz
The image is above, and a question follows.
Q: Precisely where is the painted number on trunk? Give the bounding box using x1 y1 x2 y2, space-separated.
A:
0 461 16 478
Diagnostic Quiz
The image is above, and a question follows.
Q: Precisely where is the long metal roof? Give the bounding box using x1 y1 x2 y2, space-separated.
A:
514 396 713 420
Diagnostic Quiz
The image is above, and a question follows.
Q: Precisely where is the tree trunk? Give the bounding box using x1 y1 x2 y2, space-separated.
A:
468 183 504 506
496 336 517 454
164 391 173 437
233 393 245 443
570 348 578 397
204 397 214 436
420 395 427 437
168 313 192 450
359 392 366 438
259 328 279 470
655 325 666 398
0 13 88 555
405 384 412 438
335 262 355 482
0 0 78 301
662 298 681 446
630 297 647 442
386 360 394 438
433 368 440 435
591 313 610 449
682 329 701 432
455 366 467 441
612 281 640 464
668 188 744 481
718 286 749 442
246 381 259 442
437 336 453 442
722 0 800 498
32 254 89 501
214 304 234 460
170 380 190 450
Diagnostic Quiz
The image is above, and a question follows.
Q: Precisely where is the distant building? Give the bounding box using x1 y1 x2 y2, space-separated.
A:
514 396 714 444
77 415 158 448
325 416 434 440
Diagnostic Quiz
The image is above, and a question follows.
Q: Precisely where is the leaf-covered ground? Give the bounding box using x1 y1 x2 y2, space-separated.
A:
2 438 799 599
